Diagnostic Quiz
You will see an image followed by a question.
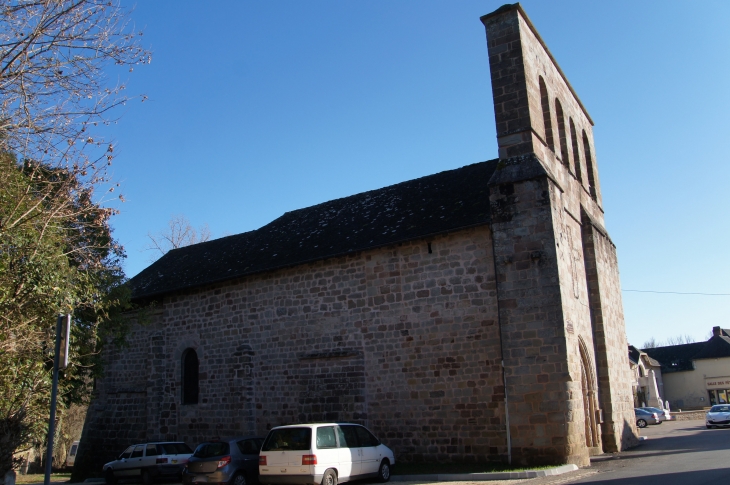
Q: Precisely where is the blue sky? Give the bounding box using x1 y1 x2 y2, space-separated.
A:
105 0 730 348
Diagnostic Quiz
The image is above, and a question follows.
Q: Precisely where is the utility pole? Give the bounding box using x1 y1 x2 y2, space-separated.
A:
43 314 71 485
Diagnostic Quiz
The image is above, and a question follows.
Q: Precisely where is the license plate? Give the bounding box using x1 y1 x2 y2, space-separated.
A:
193 477 207 483
171 460 178 464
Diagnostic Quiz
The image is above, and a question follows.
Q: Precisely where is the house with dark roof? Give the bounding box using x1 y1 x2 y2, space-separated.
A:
643 327 730 409
628 345 664 408
74 4 638 476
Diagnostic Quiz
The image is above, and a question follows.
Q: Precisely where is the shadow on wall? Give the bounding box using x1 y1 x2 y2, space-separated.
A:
621 418 640 451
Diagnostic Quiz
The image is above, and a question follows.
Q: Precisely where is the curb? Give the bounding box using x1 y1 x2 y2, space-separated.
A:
391 464 579 481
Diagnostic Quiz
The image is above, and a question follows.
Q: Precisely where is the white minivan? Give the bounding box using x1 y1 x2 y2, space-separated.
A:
259 423 395 485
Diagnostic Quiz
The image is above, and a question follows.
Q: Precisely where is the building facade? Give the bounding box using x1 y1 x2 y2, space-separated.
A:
628 346 664 408
73 4 638 478
644 327 730 409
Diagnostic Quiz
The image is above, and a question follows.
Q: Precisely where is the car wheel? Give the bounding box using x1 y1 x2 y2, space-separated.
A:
230 473 247 485
105 469 117 485
378 460 391 483
636 419 647 428
321 469 337 485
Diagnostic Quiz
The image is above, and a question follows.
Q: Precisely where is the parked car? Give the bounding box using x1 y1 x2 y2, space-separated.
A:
66 441 80 469
705 404 730 429
635 408 661 428
182 436 264 485
258 423 395 485
639 407 673 422
103 442 193 484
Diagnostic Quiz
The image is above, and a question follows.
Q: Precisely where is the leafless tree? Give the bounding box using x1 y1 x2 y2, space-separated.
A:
146 215 212 260
0 0 150 166
642 334 697 349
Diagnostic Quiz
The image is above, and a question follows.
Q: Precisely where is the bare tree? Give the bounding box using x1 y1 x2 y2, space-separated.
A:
642 337 658 349
0 0 150 166
664 334 696 346
146 215 212 260
642 334 697 349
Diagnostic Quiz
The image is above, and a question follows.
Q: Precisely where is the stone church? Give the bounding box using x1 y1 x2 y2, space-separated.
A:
75 3 637 476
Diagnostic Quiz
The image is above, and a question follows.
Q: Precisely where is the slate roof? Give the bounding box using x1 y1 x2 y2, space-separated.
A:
643 336 730 373
129 160 499 299
628 345 661 367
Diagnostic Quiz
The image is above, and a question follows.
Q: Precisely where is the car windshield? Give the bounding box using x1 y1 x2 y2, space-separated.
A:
262 428 312 451
710 405 730 413
194 442 230 458
159 443 193 455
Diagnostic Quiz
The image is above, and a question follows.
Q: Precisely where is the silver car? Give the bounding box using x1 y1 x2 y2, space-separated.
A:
706 404 730 429
635 408 660 428
104 442 193 484
639 407 673 422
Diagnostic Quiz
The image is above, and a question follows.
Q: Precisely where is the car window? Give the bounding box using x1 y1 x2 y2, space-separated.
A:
145 445 159 457
316 427 337 449
160 443 193 455
69 445 78 456
337 425 359 448
711 405 730 412
194 442 230 458
120 446 134 459
131 445 144 458
262 428 312 451
354 426 379 447
236 439 259 455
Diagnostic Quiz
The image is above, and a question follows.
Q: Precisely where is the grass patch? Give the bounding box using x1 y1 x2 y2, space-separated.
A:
392 462 553 475
16 473 70 484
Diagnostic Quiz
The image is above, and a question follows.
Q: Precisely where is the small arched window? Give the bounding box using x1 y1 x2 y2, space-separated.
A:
582 130 597 199
539 77 554 150
554 99 569 167
569 118 582 182
182 348 199 405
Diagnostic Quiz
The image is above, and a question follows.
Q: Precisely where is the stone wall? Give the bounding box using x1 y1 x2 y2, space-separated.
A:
75 227 507 478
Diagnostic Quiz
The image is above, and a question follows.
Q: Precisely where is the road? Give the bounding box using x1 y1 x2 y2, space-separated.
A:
396 419 730 485
527 419 730 485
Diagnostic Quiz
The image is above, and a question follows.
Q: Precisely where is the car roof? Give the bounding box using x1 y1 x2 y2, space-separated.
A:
197 436 264 443
268 423 365 430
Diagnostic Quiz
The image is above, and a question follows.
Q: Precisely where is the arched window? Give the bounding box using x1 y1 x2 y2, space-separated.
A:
582 130 597 199
569 118 582 182
554 99 569 167
539 77 554 150
182 348 199 405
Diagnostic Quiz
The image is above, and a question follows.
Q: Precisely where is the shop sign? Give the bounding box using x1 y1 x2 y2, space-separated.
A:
705 377 730 389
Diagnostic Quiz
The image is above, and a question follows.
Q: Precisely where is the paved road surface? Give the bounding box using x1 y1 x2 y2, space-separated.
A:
530 419 730 485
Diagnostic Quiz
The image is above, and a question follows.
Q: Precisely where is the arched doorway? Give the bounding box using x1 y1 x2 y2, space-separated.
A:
578 338 601 451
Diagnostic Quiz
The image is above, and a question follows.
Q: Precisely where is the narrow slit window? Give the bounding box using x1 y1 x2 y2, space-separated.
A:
569 118 582 182
583 130 597 199
539 77 554 150
182 348 199 405
555 99 569 167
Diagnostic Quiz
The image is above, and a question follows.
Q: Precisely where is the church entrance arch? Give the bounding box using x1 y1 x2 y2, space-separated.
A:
578 338 601 451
